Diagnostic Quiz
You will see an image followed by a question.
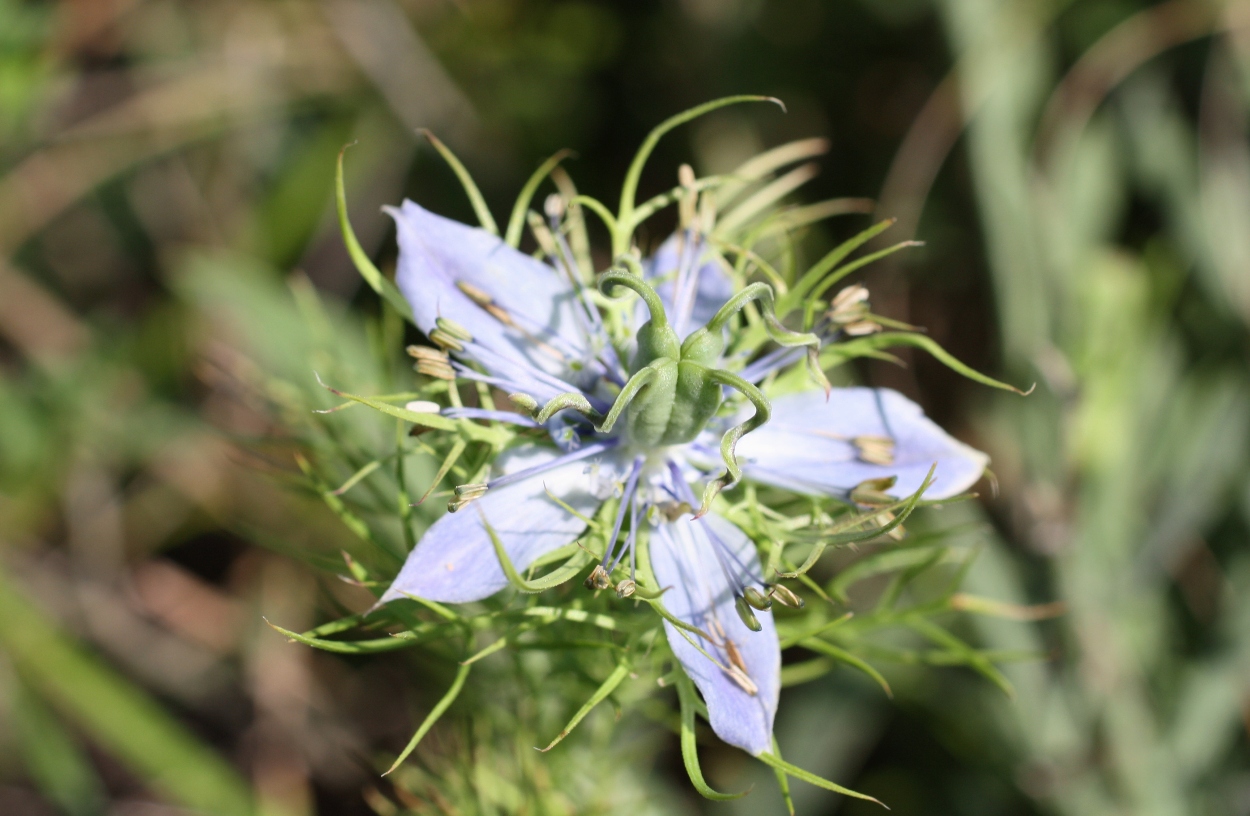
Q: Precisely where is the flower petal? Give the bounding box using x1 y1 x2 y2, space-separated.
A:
379 445 623 604
643 232 735 339
387 200 602 396
648 513 779 756
722 387 988 500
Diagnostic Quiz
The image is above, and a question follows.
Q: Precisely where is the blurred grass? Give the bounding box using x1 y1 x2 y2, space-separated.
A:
0 0 1247 814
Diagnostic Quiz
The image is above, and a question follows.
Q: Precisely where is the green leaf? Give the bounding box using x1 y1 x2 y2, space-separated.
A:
617 95 784 255
419 129 499 235
770 736 796 816
384 661 472 775
0 567 255 816
797 639 893 698
674 672 750 800
313 374 507 444
824 332 1033 394
335 144 415 323
265 619 425 654
538 659 631 752
756 752 885 807
482 509 593 593
781 218 896 314
828 546 952 605
505 149 574 247
9 680 105 816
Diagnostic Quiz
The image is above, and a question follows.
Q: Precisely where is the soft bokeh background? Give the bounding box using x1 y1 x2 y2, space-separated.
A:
2 0 1249 814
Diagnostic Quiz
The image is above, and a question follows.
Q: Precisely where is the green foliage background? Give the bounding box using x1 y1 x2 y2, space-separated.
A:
0 0 1247 814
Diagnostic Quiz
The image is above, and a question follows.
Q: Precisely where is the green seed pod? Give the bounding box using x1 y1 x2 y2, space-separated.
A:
660 359 723 444
734 595 763 632
624 359 679 447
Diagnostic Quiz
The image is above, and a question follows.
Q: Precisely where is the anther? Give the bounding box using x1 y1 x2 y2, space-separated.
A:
853 435 895 466
527 211 559 256
734 595 763 632
584 564 612 591
768 583 805 609
543 193 565 220
657 500 692 521
721 637 758 695
407 345 456 379
828 285 880 335
678 164 697 228
429 329 464 352
615 579 636 598
742 586 772 611
435 317 473 342
850 476 896 507
447 483 488 512
726 665 759 696
456 281 516 327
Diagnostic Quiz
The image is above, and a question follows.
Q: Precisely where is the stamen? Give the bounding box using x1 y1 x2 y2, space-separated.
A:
441 407 539 427
706 619 758 695
849 476 897 506
435 317 472 342
603 456 645 573
734 595 762 632
447 482 488 512
615 579 636 598
485 438 619 491
768 583 805 609
853 435 895 465
742 586 772 611
628 492 640 581
429 329 464 352
584 564 611 590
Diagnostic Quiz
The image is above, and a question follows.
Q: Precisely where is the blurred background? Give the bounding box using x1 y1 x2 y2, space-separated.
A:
1 0 1249 814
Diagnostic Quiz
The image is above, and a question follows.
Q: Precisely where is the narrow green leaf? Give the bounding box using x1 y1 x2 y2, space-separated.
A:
415 437 467 505
906 617 1015 698
674 672 750 800
538 660 631 752
384 662 472 775
808 240 923 301
482 509 592 593
419 129 499 235
266 619 425 654
799 640 892 698
781 218 896 314
828 546 951 604
770 736 796 816
617 95 784 254
332 457 384 496
10 680 105 816
313 374 507 444
335 144 415 322
505 149 574 247
779 658 834 687
756 752 885 807
826 332 1033 394
0 569 254 815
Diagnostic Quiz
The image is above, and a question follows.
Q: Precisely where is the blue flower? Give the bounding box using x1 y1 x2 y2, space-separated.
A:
378 201 989 757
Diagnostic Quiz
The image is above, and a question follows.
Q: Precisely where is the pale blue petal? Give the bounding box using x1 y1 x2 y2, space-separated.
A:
379 445 624 604
387 200 603 395
719 387 989 500
649 513 779 756
641 232 735 339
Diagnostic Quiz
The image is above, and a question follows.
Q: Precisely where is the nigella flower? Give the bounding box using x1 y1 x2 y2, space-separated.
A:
375 201 989 758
